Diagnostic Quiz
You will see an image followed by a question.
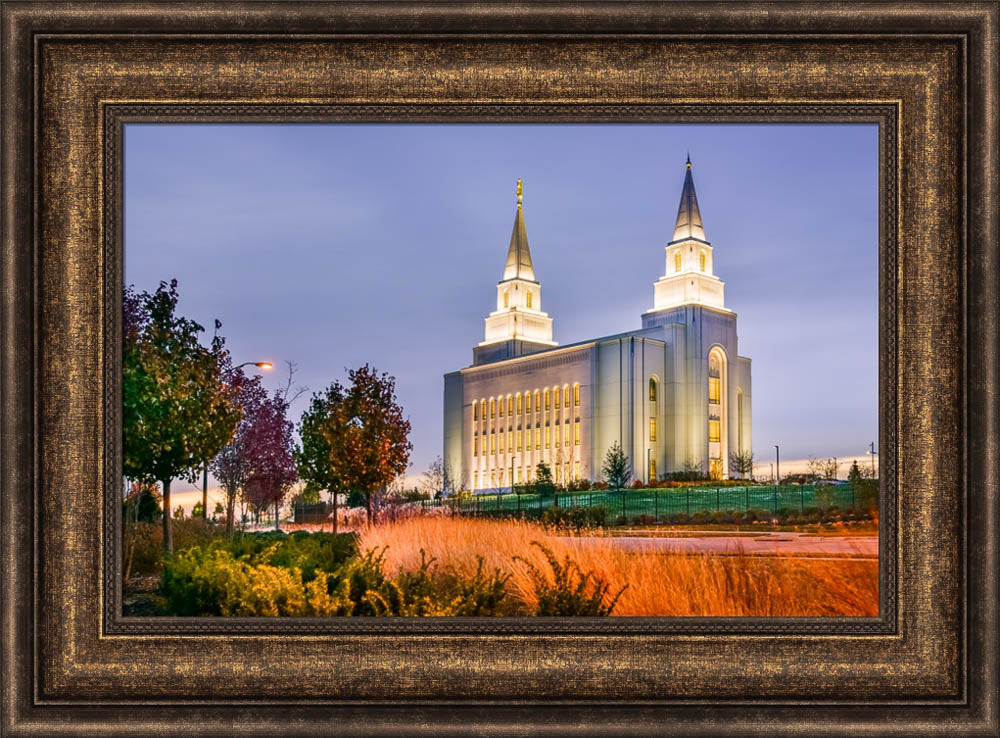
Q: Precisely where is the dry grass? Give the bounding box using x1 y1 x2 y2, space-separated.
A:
359 516 878 617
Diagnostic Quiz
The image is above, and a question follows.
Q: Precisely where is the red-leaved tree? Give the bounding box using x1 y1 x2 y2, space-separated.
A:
241 390 299 529
210 367 268 535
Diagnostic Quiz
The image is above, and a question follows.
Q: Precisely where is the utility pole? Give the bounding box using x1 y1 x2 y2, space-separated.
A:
775 444 780 486
870 442 877 476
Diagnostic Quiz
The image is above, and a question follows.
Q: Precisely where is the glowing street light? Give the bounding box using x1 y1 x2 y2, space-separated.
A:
236 361 273 371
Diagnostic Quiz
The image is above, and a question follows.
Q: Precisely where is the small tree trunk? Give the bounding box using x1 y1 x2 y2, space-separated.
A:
226 492 236 537
331 491 338 535
274 499 280 531
161 478 173 553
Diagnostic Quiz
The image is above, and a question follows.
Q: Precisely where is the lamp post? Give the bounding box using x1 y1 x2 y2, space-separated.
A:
202 360 273 519
774 444 780 487
869 441 878 476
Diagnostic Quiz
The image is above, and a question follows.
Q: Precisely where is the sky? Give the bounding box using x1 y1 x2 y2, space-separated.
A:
125 123 878 488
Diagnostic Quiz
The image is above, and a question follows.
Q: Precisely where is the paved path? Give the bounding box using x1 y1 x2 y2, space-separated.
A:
564 532 878 557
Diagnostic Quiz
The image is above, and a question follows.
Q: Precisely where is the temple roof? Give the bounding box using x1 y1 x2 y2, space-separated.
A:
672 155 707 243
502 179 536 281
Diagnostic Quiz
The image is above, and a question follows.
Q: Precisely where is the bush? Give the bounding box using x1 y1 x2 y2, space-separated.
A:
541 505 607 531
514 542 626 616
158 533 512 617
124 521 163 579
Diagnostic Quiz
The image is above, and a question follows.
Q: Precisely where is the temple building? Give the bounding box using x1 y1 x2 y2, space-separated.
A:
443 158 752 491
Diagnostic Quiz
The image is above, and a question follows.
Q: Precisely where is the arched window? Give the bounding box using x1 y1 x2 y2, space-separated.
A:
699 251 706 272
526 291 533 308
473 401 479 421
535 390 541 411
563 385 570 407
554 387 560 410
574 383 580 406
498 397 504 417
516 394 522 414
544 389 550 411
490 398 496 418
649 377 657 402
503 289 509 308
525 392 532 413
674 251 682 272
507 396 514 416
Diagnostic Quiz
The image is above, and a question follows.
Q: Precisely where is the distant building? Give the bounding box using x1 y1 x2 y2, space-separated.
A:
444 159 752 491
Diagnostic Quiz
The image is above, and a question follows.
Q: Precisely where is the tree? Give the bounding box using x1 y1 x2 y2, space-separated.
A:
534 462 555 498
602 441 631 492
297 382 348 533
211 368 268 536
682 456 705 480
241 390 299 530
729 449 755 480
422 456 447 499
303 365 412 527
123 280 242 552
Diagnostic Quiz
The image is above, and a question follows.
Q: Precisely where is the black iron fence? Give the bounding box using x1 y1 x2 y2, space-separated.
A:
419 482 875 523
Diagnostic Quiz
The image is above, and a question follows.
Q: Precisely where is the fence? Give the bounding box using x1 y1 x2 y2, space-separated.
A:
292 501 335 524
419 483 869 523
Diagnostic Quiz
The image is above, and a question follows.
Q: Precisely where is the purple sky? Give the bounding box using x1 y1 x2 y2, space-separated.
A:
125 123 878 481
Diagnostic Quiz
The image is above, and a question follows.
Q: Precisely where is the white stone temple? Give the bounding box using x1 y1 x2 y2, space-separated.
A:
444 157 752 490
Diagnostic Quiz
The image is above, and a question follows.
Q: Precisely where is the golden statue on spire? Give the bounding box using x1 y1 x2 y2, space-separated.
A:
516 178 523 208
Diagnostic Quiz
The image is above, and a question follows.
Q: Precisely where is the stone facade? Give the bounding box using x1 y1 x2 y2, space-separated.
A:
444 161 752 491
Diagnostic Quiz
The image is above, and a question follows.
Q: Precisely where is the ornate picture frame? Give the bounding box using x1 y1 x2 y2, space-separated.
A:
2 3 996 735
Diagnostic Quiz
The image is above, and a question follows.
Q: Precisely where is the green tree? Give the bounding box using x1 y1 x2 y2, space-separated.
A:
534 462 556 499
602 441 631 492
123 280 242 552
296 382 347 533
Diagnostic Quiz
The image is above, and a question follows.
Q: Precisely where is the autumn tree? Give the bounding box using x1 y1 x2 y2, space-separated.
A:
211 367 268 535
241 389 299 529
602 441 631 492
310 365 412 527
123 280 242 552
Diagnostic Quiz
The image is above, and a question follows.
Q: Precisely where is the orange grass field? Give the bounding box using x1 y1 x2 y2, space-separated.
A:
358 516 878 617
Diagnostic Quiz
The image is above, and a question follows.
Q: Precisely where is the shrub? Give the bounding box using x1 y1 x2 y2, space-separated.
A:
541 505 608 532
124 521 163 579
514 541 626 616
158 533 511 617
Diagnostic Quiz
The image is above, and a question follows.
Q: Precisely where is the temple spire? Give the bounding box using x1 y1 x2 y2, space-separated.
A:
672 157 706 243
503 178 536 281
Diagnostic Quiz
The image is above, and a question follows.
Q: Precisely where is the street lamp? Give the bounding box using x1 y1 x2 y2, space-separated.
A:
202 360 274 519
774 444 780 486
235 361 274 371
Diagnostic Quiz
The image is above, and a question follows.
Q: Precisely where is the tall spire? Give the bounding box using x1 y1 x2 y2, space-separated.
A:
503 178 536 281
672 157 706 243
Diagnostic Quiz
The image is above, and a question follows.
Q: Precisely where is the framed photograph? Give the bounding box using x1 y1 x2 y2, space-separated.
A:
2 2 996 735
